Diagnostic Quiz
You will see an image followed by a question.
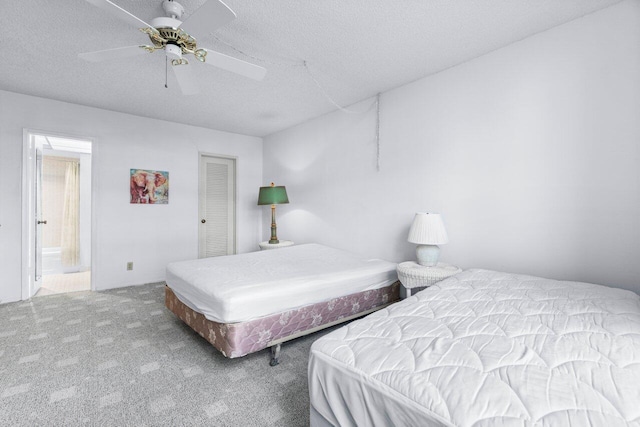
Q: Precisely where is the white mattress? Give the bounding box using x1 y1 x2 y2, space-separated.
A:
309 269 640 427
165 243 398 323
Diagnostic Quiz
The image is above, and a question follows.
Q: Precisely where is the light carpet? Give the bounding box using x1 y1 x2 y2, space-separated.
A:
0 282 330 426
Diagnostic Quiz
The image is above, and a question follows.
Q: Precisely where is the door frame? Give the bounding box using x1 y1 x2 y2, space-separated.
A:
198 152 237 258
21 128 98 299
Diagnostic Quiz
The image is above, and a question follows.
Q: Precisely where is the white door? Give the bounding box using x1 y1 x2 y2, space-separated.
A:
23 134 45 299
33 146 44 295
199 155 236 258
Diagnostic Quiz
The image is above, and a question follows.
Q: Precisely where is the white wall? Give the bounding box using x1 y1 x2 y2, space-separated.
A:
263 1 640 293
0 90 263 304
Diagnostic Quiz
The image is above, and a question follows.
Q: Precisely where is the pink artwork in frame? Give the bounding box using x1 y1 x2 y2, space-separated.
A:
130 169 169 204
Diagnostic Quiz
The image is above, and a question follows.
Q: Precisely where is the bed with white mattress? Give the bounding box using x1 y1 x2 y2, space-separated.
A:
308 269 640 426
165 243 399 365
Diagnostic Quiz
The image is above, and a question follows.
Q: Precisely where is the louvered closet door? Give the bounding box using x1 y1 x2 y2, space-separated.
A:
199 155 236 258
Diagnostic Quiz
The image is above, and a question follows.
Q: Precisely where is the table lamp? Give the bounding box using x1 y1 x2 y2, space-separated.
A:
258 183 289 244
407 212 448 266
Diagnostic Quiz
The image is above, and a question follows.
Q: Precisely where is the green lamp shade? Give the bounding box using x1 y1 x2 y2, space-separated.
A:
257 185 289 205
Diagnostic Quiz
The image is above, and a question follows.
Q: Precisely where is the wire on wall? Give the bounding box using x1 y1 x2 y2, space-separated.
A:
304 61 375 115
213 37 375 114
376 92 381 171
213 38 383 169
212 36 305 68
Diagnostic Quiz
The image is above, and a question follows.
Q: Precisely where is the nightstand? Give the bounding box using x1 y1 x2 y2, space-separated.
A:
396 262 462 298
259 240 294 250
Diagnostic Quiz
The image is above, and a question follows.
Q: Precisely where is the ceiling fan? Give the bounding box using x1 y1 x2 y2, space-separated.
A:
79 0 267 95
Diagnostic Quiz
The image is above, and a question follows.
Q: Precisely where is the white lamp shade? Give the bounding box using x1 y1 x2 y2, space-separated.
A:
407 213 449 245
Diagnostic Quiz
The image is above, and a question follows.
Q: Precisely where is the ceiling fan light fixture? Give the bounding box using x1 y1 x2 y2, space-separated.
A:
140 45 157 53
140 26 166 46
166 44 189 66
166 44 182 60
195 49 207 62
144 22 198 60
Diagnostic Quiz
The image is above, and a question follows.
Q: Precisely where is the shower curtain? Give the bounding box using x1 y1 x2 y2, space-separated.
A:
61 160 80 267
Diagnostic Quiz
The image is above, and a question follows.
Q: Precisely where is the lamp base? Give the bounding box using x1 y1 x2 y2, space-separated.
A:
416 244 440 267
268 205 280 245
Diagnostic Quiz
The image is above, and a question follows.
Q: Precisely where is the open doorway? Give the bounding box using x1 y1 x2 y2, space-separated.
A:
22 132 93 298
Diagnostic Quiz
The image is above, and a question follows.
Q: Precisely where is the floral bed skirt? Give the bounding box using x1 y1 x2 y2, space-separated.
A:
165 282 400 358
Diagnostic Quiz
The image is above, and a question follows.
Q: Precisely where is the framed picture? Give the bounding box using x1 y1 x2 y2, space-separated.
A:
130 169 169 204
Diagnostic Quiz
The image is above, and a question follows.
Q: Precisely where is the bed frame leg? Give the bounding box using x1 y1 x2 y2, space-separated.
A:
270 343 281 366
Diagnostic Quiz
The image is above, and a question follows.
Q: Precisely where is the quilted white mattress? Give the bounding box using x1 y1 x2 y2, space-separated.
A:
309 269 640 427
165 244 397 323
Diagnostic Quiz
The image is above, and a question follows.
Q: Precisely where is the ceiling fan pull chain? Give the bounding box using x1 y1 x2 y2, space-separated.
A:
165 57 168 89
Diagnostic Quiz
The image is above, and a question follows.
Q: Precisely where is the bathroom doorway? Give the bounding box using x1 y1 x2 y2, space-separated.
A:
23 132 93 298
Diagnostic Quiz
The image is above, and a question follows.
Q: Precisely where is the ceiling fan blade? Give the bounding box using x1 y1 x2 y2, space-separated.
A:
171 63 199 95
181 0 236 37
202 49 267 81
85 0 155 30
79 45 149 62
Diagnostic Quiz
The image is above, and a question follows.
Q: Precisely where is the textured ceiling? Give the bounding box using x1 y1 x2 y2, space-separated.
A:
0 0 622 137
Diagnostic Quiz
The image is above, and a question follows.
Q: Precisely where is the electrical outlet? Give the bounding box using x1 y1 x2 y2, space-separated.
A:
127 262 133 271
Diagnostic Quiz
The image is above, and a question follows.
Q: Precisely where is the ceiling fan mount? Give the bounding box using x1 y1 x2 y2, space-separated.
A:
160 0 185 19
79 0 267 94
